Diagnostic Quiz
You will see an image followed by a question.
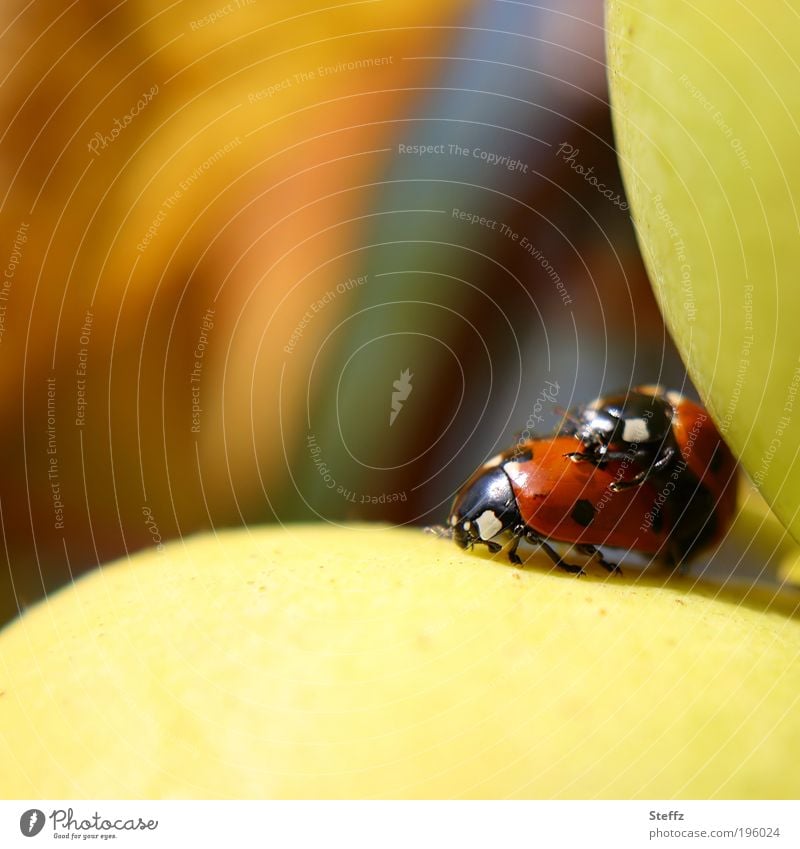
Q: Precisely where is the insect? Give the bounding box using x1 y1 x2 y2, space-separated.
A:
560 386 678 490
449 388 738 573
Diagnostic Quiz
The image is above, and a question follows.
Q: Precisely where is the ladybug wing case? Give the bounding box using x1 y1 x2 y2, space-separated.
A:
503 437 670 555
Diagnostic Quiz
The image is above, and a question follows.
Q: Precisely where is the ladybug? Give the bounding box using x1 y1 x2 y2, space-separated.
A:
449 390 738 573
564 386 736 501
560 386 678 490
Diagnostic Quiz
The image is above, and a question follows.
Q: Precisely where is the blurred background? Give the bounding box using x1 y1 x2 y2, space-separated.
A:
0 0 690 625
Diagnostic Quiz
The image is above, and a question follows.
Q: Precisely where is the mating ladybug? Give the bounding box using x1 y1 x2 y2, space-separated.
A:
449 387 738 573
561 385 678 489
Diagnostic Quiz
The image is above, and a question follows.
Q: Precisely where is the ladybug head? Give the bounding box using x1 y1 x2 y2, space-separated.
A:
580 390 675 447
449 465 520 551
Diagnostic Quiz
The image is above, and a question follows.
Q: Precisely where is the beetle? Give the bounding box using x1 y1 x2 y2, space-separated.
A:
562 386 737 507
449 392 738 573
560 386 678 490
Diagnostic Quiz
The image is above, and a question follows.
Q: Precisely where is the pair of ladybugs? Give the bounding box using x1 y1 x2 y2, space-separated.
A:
449 386 738 573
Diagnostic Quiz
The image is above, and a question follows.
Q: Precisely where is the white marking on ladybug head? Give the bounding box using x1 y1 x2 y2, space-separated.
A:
450 514 459 526
482 453 504 470
475 509 503 541
637 383 665 395
503 461 529 490
622 417 651 443
584 409 614 433
666 391 685 408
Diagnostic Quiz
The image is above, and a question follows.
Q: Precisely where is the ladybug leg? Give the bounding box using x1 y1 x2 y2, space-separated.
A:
670 544 692 576
610 472 647 492
524 530 585 575
609 459 652 491
506 533 523 566
565 447 610 467
602 449 639 462
658 541 688 574
652 445 675 471
564 432 609 465
575 543 622 575
610 447 677 492
567 444 632 466
564 450 597 464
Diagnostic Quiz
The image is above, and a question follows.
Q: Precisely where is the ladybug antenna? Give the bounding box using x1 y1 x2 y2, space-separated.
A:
425 523 453 540
554 404 582 431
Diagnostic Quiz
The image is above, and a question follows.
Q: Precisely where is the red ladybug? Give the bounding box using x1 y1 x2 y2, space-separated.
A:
565 386 737 509
449 389 738 573
561 386 678 489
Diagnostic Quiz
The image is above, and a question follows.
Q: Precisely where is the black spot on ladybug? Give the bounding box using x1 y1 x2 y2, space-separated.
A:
651 509 664 534
571 499 595 527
